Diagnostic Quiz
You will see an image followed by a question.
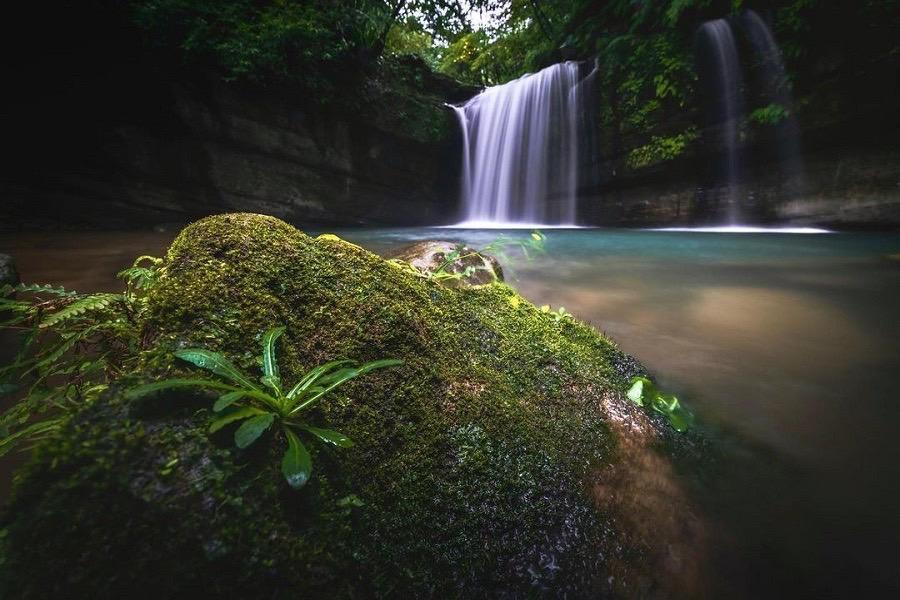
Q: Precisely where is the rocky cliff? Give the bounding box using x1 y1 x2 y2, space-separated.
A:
1 57 471 230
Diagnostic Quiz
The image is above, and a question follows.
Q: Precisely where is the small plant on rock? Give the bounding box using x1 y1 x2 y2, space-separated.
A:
128 327 402 489
626 376 694 432
540 304 572 323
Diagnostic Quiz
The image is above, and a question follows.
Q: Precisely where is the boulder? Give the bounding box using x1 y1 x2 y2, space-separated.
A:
0 214 708 598
389 240 504 286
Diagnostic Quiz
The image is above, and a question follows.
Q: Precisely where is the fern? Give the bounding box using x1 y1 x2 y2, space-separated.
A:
0 254 164 455
11 283 79 297
39 294 123 329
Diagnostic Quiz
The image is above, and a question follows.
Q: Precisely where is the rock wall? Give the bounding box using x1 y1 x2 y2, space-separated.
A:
1 66 468 230
579 146 900 229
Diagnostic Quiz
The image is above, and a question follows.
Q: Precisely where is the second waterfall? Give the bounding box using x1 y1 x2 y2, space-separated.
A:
451 62 588 226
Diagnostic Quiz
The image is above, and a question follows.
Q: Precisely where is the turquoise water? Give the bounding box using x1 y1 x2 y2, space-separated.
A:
3 227 900 596
341 227 900 596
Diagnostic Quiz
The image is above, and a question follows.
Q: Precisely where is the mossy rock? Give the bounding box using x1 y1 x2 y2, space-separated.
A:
0 214 709 598
388 240 504 286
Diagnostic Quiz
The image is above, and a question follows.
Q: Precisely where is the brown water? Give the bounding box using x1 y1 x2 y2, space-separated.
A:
2 227 900 596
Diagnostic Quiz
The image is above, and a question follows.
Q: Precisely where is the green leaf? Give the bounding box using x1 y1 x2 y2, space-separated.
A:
261 326 285 385
653 393 694 432
0 418 63 457
626 378 644 405
356 358 404 376
666 407 693 433
281 427 312 489
336 494 365 508
299 424 354 448
213 390 245 412
40 294 122 329
289 359 402 415
125 378 239 400
13 283 78 297
175 349 261 392
285 359 354 401
234 413 275 448
652 393 679 413
209 405 266 434
626 376 656 406
315 367 360 387
0 383 18 397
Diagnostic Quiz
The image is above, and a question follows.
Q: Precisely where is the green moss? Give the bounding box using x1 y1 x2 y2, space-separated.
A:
1 213 688 598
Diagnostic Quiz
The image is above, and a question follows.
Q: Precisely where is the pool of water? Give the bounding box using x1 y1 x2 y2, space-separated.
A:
2 227 899 596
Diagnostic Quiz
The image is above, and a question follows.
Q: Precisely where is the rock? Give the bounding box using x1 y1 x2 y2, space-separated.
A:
0 254 18 287
389 240 504 286
0 214 708 598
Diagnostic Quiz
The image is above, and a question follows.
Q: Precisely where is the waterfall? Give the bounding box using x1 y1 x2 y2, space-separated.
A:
739 9 804 186
695 11 804 222
695 19 745 221
452 62 584 226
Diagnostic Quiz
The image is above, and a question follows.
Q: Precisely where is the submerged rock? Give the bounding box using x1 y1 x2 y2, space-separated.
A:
0 254 18 287
389 240 504 286
0 214 708 598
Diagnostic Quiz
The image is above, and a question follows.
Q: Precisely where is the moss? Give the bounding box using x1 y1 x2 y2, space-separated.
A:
1 213 701 598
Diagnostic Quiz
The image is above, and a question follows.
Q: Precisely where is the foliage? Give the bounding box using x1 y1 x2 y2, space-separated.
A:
540 304 572 323
626 375 694 432
626 128 698 169
436 0 574 85
128 326 402 489
129 0 396 94
749 103 790 126
385 17 440 66
0 255 164 456
127 0 534 89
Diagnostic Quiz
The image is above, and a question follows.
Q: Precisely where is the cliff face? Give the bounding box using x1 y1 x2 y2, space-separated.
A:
576 10 900 230
579 146 900 229
1 62 469 229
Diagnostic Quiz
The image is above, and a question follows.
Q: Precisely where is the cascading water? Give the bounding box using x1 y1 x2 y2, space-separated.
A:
739 9 804 186
695 19 745 221
451 62 585 226
695 11 804 223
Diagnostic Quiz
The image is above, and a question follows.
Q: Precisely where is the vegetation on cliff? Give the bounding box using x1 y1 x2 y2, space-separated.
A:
0 214 707 597
123 0 898 173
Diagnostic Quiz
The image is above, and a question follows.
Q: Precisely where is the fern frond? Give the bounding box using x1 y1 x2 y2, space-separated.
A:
0 418 64 457
40 294 123 329
13 283 79 297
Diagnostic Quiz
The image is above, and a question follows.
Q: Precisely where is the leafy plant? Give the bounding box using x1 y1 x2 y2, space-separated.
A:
540 304 572 323
625 376 694 432
0 255 164 456
128 327 403 489
749 103 790 126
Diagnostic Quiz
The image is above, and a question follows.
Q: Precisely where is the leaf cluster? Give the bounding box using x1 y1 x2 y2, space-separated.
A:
539 304 572 323
128 327 402 489
0 255 164 456
625 376 694 432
